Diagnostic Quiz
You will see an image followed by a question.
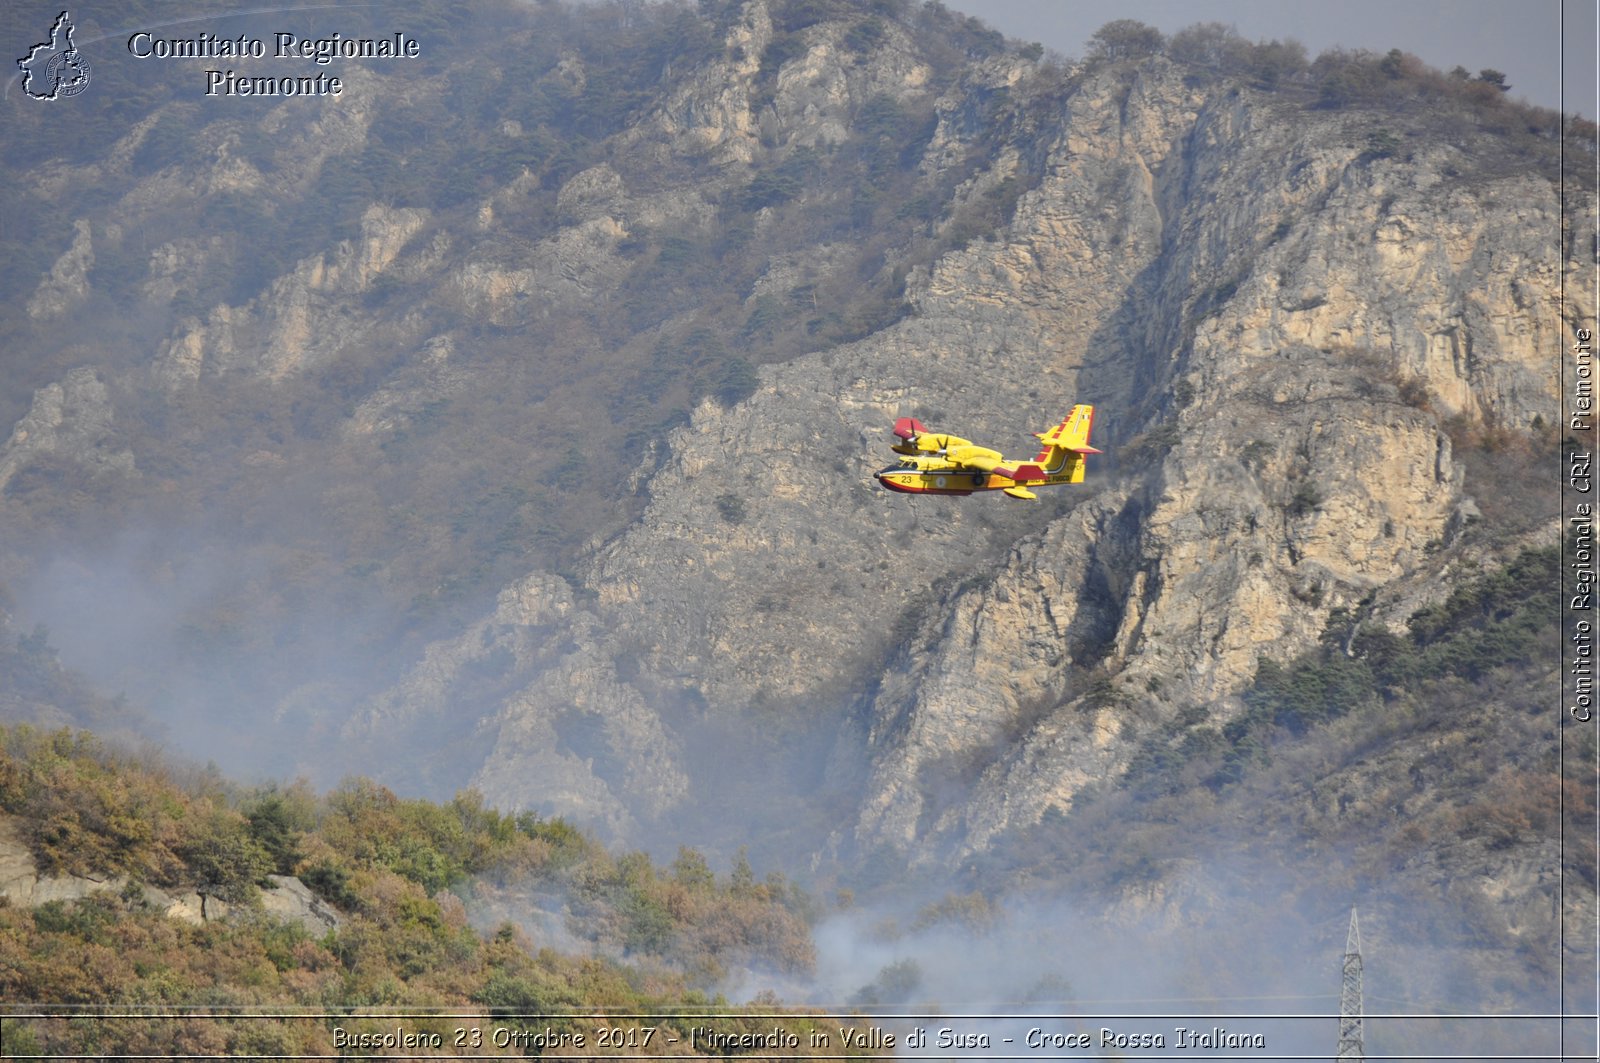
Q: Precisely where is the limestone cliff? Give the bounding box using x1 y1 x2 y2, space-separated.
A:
444 53 1581 865
0 368 134 494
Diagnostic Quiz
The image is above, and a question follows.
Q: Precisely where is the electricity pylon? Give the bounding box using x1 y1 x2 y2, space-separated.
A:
1337 907 1364 1060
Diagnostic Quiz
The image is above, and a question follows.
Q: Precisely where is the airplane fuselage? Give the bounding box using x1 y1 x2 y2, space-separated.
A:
873 455 1076 497
874 460 988 495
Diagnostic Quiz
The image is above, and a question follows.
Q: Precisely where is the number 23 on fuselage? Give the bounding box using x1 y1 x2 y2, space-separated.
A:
873 404 1101 501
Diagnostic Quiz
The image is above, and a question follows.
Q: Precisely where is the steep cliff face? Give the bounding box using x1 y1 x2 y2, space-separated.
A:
422 53 1579 868
154 203 434 384
0 368 134 495
838 63 1579 861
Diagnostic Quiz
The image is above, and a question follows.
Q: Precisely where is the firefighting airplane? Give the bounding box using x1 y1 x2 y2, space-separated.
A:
873 404 1101 500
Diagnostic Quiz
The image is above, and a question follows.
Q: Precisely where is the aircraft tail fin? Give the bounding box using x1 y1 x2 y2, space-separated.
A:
1036 404 1101 453
1031 404 1100 483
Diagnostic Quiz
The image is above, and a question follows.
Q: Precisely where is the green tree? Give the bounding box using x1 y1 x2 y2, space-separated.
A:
180 807 273 907
244 784 316 875
1167 22 1242 68
1087 20 1165 62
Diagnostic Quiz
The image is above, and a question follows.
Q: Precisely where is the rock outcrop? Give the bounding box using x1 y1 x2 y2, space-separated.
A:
153 204 432 384
0 368 134 495
0 816 338 932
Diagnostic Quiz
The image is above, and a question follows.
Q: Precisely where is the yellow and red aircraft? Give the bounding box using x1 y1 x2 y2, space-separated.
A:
873 404 1101 500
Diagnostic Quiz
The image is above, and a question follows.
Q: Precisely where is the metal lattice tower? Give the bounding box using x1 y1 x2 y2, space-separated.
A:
1336 907 1365 1061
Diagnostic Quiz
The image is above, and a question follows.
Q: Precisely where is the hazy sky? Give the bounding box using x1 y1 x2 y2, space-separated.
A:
946 0 1598 118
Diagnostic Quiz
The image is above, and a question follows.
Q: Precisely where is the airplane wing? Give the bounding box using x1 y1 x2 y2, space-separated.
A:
945 444 1004 470
947 446 1050 481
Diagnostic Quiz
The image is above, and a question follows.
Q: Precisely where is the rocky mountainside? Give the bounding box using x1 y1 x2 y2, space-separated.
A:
1 0 1593 1024
328 9 1583 863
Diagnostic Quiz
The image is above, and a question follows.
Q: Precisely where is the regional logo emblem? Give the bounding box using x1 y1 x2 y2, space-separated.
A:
18 11 92 100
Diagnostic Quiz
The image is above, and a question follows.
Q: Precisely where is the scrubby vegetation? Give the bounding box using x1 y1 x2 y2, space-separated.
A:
1111 545 1559 799
980 544 1588 910
0 726 834 1055
1086 17 1592 185
966 543 1588 1016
